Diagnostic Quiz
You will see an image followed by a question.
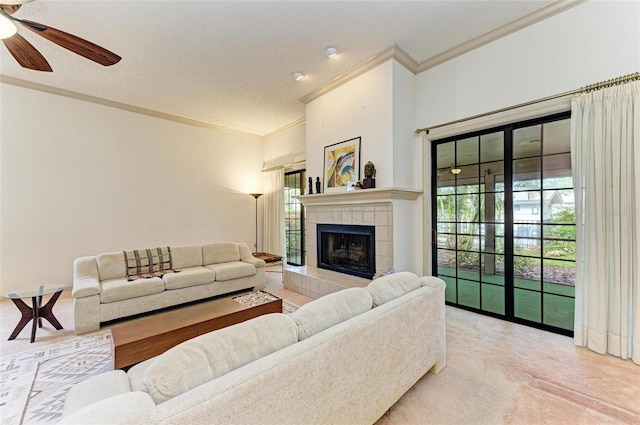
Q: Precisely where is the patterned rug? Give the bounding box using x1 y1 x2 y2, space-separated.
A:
233 291 299 314
0 331 112 425
0 301 299 425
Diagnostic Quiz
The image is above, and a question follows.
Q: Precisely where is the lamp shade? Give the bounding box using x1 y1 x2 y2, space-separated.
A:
250 193 263 199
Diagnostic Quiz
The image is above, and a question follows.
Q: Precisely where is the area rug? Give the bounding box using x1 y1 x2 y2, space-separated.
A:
232 291 299 314
0 331 112 425
282 300 299 314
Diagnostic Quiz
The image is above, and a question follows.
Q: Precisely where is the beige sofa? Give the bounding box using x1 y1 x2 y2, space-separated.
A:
72 242 265 335
61 272 446 425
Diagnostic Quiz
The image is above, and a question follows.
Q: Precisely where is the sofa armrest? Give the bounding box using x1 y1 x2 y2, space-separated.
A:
238 243 266 268
73 256 101 298
62 370 131 418
418 275 446 290
59 391 157 425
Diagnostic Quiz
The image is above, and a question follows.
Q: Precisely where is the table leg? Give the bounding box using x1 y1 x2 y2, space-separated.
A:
40 291 64 330
7 298 34 341
37 294 43 328
30 296 38 343
7 290 64 343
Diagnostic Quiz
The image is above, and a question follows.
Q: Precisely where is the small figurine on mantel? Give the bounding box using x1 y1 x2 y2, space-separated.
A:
308 176 313 194
315 177 322 194
362 161 376 189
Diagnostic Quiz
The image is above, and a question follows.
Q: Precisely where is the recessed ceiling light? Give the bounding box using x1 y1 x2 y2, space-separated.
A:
324 46 338 58
291 71 305 81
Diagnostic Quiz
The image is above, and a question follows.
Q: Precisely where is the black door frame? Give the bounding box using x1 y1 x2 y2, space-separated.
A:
430 111 573 337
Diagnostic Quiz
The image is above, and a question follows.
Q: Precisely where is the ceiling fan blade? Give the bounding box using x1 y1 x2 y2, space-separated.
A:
0 4 21 15
20 19 121 66
2 32 52 71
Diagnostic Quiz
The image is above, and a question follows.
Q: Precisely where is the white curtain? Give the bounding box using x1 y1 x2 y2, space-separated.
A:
571 80 640 365
262 169 285 257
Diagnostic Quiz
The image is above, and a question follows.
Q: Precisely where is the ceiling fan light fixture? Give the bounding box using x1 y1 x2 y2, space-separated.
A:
0 14 17 39
291 71 305 81
324 46 338 58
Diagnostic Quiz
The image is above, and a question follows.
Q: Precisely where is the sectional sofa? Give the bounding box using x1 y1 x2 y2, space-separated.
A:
72 242 265 334
61 272 447 424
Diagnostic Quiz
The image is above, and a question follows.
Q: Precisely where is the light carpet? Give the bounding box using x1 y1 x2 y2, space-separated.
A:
0 301 299 425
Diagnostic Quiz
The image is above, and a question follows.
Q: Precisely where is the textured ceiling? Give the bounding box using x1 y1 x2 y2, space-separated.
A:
0 0 560 136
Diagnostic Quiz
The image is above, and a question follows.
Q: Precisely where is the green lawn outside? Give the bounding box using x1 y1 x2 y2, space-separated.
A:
438 266 574 331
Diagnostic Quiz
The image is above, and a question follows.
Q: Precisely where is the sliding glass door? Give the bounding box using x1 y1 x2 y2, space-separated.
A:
434 131 506 315
432 112 575 336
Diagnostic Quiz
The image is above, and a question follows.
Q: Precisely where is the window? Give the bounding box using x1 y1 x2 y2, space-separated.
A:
284 170 305 266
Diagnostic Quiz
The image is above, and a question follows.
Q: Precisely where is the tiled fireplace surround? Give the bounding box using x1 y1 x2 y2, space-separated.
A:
284 188 421 300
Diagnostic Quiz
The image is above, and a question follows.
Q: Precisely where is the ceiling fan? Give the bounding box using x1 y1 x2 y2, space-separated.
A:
0 0 120 72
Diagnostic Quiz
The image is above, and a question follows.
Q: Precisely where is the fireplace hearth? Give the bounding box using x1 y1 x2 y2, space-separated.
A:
317 224 375 279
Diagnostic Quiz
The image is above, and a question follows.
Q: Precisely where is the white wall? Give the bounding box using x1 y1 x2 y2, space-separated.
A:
305 61 394 187
0 84 264 293
263 121 306 171
392 60 419 189
415 0 640 130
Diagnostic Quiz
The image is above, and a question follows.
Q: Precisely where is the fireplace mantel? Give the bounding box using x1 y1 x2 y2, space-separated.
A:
297 187 422 206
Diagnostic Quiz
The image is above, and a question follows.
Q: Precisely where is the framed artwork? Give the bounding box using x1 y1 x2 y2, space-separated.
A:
323 137 361 192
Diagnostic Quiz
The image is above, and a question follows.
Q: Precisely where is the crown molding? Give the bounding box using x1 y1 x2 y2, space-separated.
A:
0 75 264 140
416 0 587 73
264 117 305 140
299 45 417 105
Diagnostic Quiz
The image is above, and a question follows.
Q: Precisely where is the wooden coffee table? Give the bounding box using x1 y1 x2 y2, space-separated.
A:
110 291 282 369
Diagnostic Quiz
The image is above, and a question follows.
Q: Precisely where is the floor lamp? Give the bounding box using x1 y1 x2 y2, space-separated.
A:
250 193 263 253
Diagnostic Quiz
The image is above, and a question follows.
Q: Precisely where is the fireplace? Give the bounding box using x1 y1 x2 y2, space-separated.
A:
317 224 376 279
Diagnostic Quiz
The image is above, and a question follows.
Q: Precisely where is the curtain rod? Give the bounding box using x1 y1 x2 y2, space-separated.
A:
262 160 306 173
415 72 640 135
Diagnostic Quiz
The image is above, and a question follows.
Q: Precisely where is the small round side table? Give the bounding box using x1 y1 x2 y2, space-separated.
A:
4 284 65 343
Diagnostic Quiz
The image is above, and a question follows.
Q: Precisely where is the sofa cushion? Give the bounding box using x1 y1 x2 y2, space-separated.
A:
96 252 126 281
163 266 215 290
206 261 255 281
202 242 240 265
290 287 373 341
142 313 298 404
170 245 203 269
100 277 165 303
366 271 421 307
